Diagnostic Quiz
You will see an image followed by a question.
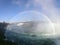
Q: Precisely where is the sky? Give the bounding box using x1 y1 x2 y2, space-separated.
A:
0 0 60 22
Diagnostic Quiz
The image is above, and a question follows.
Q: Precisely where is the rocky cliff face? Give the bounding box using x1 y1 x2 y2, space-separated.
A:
0 22 8 39
0 22 17 45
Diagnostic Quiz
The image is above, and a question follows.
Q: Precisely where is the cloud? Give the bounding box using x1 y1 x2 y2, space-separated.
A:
31 0 60 22
12 0 21 5
36 0 59 22
12 0 30 6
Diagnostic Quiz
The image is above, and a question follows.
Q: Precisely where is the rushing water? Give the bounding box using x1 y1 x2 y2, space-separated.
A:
4 22 60 45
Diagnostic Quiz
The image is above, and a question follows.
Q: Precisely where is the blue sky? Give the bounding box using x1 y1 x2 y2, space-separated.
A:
0 0 60 22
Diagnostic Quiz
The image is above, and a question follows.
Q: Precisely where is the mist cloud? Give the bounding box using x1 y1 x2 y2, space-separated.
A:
12 0 60 22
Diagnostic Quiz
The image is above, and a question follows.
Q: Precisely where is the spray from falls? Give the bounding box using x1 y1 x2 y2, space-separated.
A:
6 0 60 45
